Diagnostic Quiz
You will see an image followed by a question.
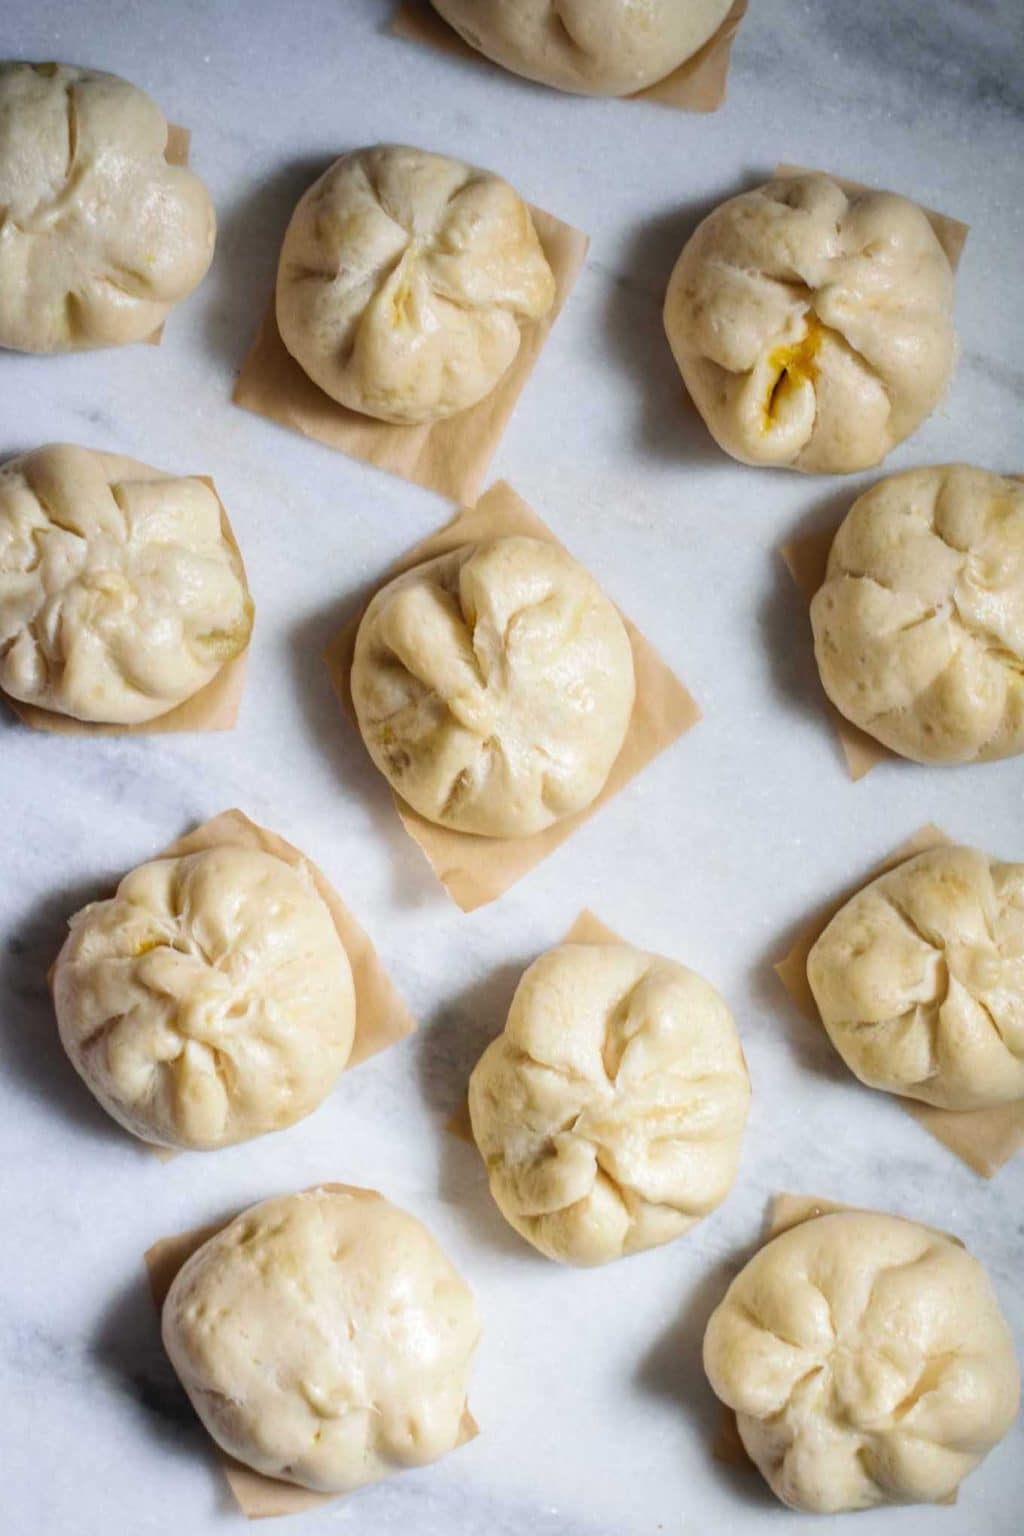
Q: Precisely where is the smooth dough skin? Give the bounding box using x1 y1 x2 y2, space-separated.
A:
468 942 750 1264
0 445 252 724
162 1187 480 1494
53 847 356 1149
275 144 555 424
703 1211 1020 1513
807 845 1024 1111
351 536 636 838
663 174 956 474
811 466 1024 763
429 0 732 96
0 62 215 352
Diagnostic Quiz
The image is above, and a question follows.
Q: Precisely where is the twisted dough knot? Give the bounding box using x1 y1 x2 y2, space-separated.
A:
276 144 555 423
0 62 214 352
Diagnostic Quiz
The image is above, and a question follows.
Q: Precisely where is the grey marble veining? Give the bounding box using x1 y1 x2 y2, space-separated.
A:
2 3 1023 1534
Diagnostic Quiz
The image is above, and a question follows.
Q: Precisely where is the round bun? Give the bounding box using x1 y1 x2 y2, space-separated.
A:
807 844 1024 1110
468 941 750 1264
0 62 214 352
429 0 732 97
351 536 635 838
811 466 1024 762
0 444 252 724
162 1186 480 1494
663 174 956 474
275 144 555 424
703 1210 1020 1513
54 846 356 1149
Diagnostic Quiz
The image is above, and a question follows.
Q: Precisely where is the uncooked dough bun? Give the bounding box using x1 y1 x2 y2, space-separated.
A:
53 847 356 1149
275 144 555 424
703 1210 1020 1513
429 0 732 96
162 1186 480 1493
811 466 1024 763
351 536 635 838
0 62 215 352
663 174 956 474
0 445 252 724
807 844 1024 1110
468 941 750 1264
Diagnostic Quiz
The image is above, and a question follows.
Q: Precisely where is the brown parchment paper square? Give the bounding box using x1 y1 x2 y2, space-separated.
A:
144 1182 477 1519
773 827 1024 1177
2 476 251 737
391 0 748 114
232 208 588 507
325 483 701 912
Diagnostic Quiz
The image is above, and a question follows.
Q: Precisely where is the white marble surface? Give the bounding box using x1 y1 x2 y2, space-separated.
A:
3 2 1023 1532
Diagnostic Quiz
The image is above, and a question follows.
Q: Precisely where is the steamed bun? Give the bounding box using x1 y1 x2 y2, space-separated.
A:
0 444 252 724
0 62 214 352
53 846 356 1148
429 0 733 96
276 144 555 424
663 174 956 474
469 941 750 1263
351 536 635 838
808 844 1024 1110
162 1186 480 1493
704 1209 1019 1512
811 466 1024 763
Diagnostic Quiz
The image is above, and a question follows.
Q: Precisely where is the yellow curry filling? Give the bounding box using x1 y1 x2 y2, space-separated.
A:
762 315 824 433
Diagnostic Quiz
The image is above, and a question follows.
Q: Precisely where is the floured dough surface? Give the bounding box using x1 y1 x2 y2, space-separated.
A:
808 845 1024 1110
276 144 555 423
0 61 215 352
54 847 356 1148
430 1 732 96
663 174 956 473
468 941 750 1264
0 444 252 723
351 536 635 837
162 1186 480 1493
811 466 1024 762
703 1210 1020 1512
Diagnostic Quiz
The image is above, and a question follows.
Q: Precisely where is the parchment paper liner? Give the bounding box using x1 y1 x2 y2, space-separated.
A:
782 478 1017 786
233 204 588 507
324 483 701 912
2 475 251 736
714 1192 959 1502
445 906 625 1143
390 0 748 114
144 1182 477 1519
773 826 1024 1176
51 809 416 1161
